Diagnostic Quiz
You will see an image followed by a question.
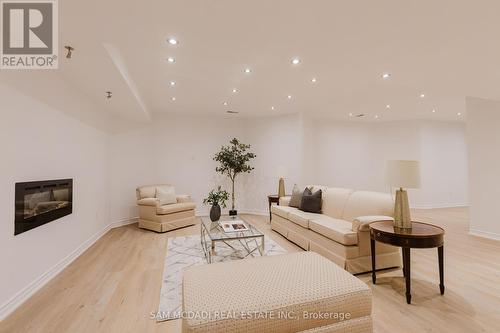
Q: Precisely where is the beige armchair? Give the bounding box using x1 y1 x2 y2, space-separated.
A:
136 184 196 232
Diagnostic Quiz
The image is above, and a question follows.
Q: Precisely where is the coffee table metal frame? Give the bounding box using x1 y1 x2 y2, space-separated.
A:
200 215 265 263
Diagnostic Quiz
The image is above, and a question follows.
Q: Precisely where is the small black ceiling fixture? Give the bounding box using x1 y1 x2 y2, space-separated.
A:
106 91 112 99
226 110 239 114
64 46 74 59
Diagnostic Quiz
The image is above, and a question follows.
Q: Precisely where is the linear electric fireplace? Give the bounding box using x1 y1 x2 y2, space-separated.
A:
15 179 73 235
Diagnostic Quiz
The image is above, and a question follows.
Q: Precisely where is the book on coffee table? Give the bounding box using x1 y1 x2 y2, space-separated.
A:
218 220 249 233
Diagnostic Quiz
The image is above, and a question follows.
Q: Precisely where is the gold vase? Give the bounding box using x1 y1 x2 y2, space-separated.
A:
394 188 412 229
278 178 285 198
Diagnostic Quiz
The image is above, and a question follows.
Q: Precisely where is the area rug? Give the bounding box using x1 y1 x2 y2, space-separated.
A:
155 234 287 321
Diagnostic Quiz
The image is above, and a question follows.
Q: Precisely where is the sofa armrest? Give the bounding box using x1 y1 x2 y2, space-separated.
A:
352 216 394 232
176 195 192 203
279 196 291 206
137 198 159 207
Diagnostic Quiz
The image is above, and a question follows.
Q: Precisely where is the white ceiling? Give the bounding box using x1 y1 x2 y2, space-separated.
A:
52 0 500 122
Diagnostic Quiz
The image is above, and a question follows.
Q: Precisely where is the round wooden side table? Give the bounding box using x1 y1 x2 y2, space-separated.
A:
370 220 445 304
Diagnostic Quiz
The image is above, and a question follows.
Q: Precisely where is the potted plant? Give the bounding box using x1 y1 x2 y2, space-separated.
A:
213 138 256 216
203 186 229 222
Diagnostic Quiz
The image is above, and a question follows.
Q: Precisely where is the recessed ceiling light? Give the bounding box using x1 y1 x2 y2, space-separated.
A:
420 93 426 98
171 97 176 101
167 57 175 63
374 115 379 119
349 113 353 117
386 104 391 109
287 95 292 100
381 73 391 79
244 68 251 74
170 81 176 86
232 88 238 93
167 38 178 45
311 78 317 83
223 101 228 106
457 112 462 116
432 109 436 113
271 106 275 110
291 58 301 65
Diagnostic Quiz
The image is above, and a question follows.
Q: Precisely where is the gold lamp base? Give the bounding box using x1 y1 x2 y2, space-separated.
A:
278 178 285 198
394 188 412 229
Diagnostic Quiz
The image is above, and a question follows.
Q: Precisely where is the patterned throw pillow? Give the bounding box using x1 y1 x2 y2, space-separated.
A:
299 187 322 213
289 184 303 208
156 186 177 205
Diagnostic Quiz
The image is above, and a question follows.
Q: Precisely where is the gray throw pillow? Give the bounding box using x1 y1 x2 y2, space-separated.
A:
299 188 322 213
289 184 303 208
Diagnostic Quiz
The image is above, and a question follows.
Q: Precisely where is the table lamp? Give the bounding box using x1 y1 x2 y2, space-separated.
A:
386 160 421 229
276 166 287 198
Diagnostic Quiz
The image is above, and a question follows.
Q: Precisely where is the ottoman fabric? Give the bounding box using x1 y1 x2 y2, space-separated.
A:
182 252 372 333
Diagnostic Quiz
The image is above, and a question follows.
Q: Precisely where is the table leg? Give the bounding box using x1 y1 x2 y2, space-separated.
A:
403 247 411 304
269 199 272 221
402 249 406 277
371 238 376 284
438 245 445 295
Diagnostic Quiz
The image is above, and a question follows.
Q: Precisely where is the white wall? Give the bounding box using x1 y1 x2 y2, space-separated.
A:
108 114 469 220
305 118 469 208
108 113 246 220
466 97 500 240
0 82 110 317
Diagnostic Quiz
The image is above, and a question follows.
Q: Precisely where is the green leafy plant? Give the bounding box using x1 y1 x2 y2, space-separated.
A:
214 138 256 211
203 186 229 208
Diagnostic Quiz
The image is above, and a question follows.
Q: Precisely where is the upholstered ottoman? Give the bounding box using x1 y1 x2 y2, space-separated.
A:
182 252 373 333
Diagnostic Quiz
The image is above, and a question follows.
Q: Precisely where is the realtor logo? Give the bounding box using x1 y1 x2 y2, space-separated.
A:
1 0 58 69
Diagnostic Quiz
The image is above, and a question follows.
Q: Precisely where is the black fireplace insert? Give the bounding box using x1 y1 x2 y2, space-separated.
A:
15 179 73 235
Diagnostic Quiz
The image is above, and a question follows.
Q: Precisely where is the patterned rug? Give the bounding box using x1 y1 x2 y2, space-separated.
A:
155 234 287 321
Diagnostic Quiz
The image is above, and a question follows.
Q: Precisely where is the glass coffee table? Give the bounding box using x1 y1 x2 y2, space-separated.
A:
200 215 265 263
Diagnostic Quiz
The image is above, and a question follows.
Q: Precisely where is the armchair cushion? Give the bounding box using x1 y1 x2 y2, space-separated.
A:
176 194 192 203
352 216 394 232
156 186 177 205
156 202 196 215
137 198 159 206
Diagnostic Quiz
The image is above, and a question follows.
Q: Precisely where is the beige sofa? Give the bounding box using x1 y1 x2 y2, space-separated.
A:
136 184 196 232
271 186 400 274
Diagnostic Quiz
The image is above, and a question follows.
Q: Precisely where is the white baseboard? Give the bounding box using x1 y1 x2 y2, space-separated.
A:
411 203 469 209
0 217 138 321
469 229 500 241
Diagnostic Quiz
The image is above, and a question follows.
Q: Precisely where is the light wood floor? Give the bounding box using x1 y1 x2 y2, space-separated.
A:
1 208 499 333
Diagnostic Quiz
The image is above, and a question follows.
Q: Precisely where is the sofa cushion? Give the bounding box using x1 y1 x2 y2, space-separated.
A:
271 205 298 218
322 187 354 219
300 188 323 213
342 191 394 222
309 216 358 246
156 202 196 215
288 210 323 228
136 184 172 200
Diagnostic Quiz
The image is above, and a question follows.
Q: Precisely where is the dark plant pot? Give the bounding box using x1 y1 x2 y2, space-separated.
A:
229 209 237 216
210 204 221 222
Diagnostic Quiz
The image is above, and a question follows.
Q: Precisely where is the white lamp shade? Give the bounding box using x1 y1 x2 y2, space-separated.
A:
386 160 421 189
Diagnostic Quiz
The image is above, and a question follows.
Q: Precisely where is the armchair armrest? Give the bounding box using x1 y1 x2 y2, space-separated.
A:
352 216 394 232
176 195 192 203
137 198 159 207
279 196 291 206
